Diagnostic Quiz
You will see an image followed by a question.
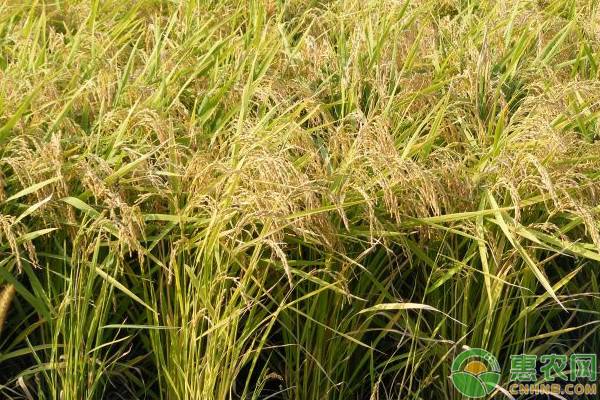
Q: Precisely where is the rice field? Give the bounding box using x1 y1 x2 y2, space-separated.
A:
1 0 600 399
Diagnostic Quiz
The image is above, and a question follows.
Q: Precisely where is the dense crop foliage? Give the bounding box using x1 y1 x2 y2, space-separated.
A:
1 0 600 398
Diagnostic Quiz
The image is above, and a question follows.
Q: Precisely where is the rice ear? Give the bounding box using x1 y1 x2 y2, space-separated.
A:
0 284 16 333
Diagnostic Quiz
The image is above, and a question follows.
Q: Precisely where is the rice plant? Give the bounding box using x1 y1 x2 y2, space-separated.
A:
0 0 599 399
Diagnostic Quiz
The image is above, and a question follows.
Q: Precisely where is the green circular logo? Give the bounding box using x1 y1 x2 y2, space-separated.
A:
450 348 501 398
